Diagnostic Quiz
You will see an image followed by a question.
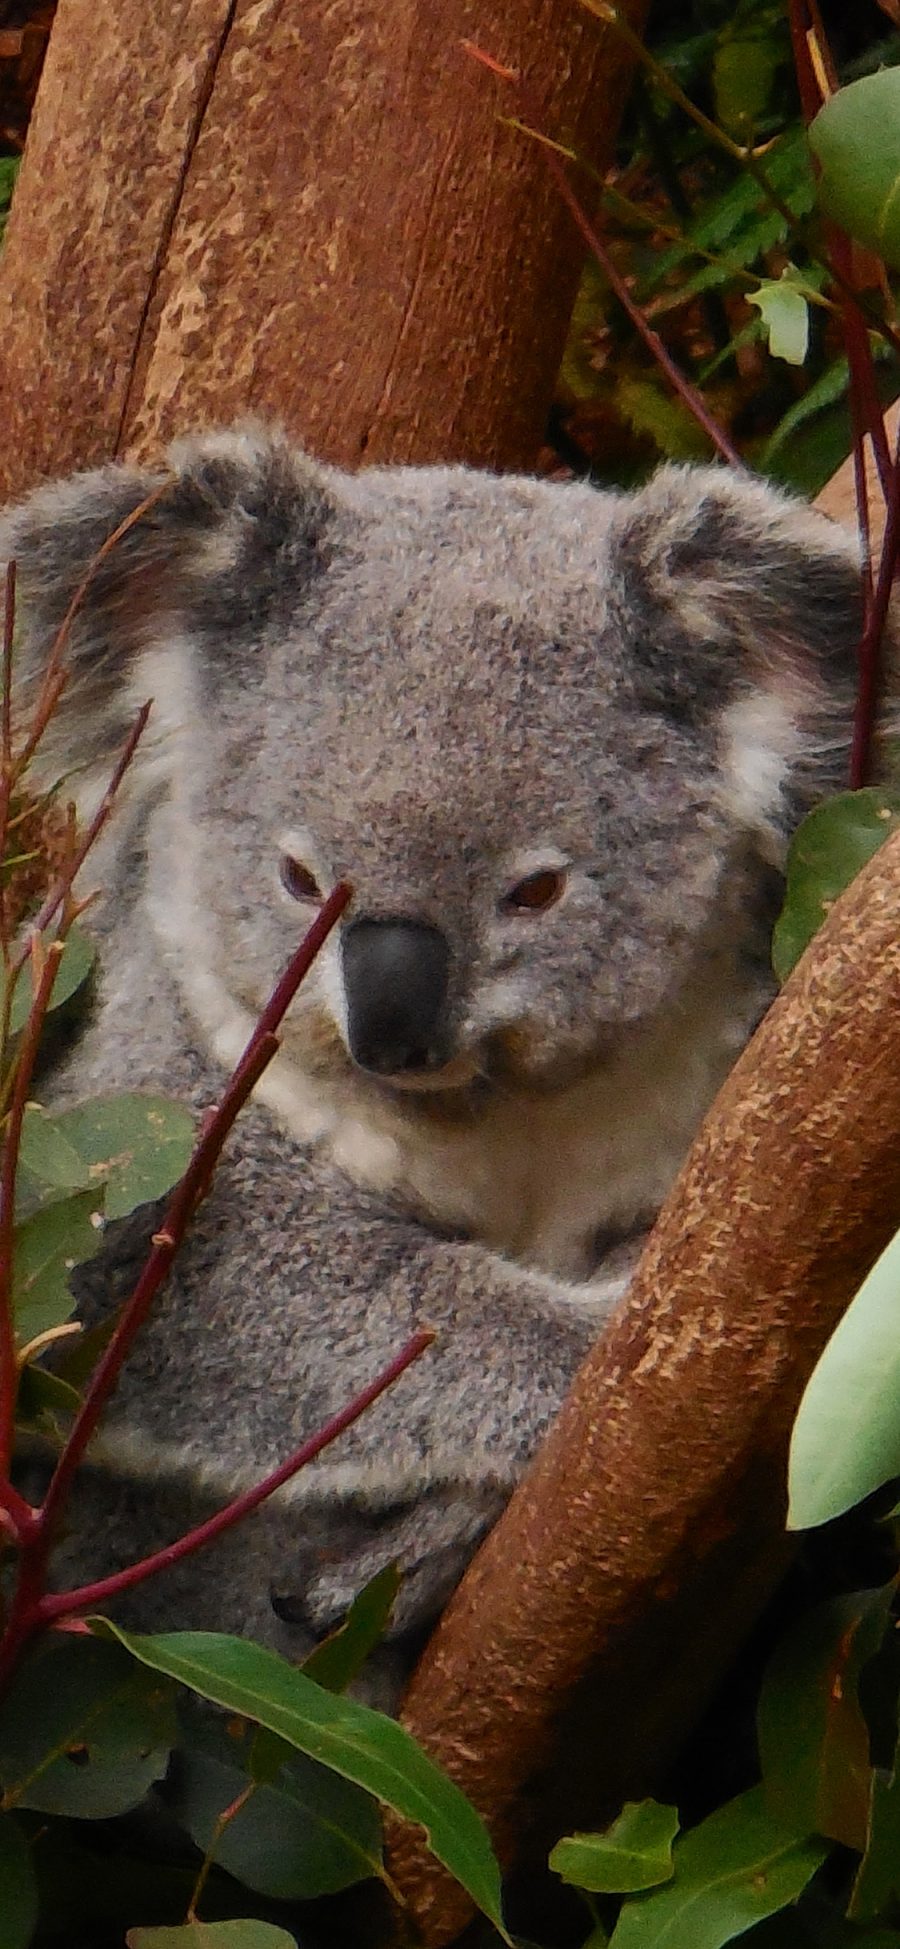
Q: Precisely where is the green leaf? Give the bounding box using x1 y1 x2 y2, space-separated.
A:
94 1623 511 1942
5 926 95 1037
301 1563 401 1694
12 1187 104 1343
0 1813 38 1948
757 1591 889 1848
851 1764 900 1921
810 71 900 271
17 1104 94 1210
50 1095 196 1221
551 1801 679 1894
126 1927 297 1949
772 791 900 984
613 377 712 462
169 1714 382 1901
15 1361 81 1434
762 357 851 466
789 1225 900 1528
0 1638 176 1819
713 35 780 137
608 1786 827 1949
639 129 814 299
747 272 810 367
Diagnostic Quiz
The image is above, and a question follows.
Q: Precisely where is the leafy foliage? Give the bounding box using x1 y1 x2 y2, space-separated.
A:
789 1224 900 1528
772 790 900 983
811 69 900 272
96 1621 512 1941
556 12 900 495
550 1801 679 1893
607 1788 826 1949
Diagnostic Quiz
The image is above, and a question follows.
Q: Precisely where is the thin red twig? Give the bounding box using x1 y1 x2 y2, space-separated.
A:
36 1328 434 1623
25 482 172 755
462 43 743 470
851 419 900 788
786 0 900 783
0 882 355 1681
8 700 152 988
0 563 16 969
546 149 745 469
6 881 351 1558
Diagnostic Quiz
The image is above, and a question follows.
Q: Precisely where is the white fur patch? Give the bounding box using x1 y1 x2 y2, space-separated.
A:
717 688 805 847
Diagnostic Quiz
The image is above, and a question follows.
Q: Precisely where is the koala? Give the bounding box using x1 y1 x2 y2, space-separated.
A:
0 427 870 1689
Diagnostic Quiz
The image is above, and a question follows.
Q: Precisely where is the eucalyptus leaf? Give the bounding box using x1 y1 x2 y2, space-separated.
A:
0 1813 38 1949
810 71 900 271
126 1927 297 1949
850 1764 900 1921
0 1638 176 1819
94 1623 511 1942
772 791 900 984
757 1590 889 1848
168 1726 382 1900
747 274 809 367
301 1563 401 1694
551 1801 679 1894
789 1226 900 1528
713 33 779 136
609 1786 826 1949
5 925 95 1037
15 1361 81 1433
18 1103 93 1198
50 1095 196 1220
12 1186 104 1343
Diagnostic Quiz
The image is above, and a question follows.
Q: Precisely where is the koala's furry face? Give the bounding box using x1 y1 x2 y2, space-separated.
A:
3 429 866 1102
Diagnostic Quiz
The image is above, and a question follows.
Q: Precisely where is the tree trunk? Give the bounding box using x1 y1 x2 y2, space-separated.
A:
389 826 900 1945
0 0 647 503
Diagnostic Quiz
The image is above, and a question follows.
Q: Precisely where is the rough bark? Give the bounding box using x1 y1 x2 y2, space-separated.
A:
0 0 646 502
390 826 900 1944
816 399 900 544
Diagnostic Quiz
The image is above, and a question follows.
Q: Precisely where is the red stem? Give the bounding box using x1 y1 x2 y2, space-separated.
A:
35 1328 434 1623
0 943 64 1473
0 881 353 1681
34 1035 280 1549
8 700 152 987
850 419 900 788
1 562 13 790
30 482 172 726
0 563 16 967
539 140 744 471
786 0 900 785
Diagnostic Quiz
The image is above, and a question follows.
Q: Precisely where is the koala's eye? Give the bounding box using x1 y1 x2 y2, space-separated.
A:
280 856 322 902
501 868 567 915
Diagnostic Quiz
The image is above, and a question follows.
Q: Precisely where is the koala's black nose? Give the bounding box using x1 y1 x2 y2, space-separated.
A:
341 917 451 1075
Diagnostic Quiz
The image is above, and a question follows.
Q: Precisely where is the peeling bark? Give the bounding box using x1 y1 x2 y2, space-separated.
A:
390 828 900 1945
0 0 647 500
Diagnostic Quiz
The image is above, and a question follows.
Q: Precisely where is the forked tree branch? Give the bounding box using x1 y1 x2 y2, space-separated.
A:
389 819 900 1947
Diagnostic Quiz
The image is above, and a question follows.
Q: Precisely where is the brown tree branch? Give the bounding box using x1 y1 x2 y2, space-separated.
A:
389 824 900 1945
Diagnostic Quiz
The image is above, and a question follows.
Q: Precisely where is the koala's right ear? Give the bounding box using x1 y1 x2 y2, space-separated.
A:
1 426 333 780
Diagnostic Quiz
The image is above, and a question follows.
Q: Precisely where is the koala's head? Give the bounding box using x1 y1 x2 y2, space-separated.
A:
1 426 871 1097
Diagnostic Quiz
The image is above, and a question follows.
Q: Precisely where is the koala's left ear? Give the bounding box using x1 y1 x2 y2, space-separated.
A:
607 464 882 851
1 424 335 781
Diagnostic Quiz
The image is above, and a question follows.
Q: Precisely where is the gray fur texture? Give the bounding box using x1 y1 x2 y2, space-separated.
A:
0 427 869 1689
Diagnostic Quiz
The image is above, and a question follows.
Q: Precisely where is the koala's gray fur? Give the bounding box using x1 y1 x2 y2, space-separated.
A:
0 427 871 1691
